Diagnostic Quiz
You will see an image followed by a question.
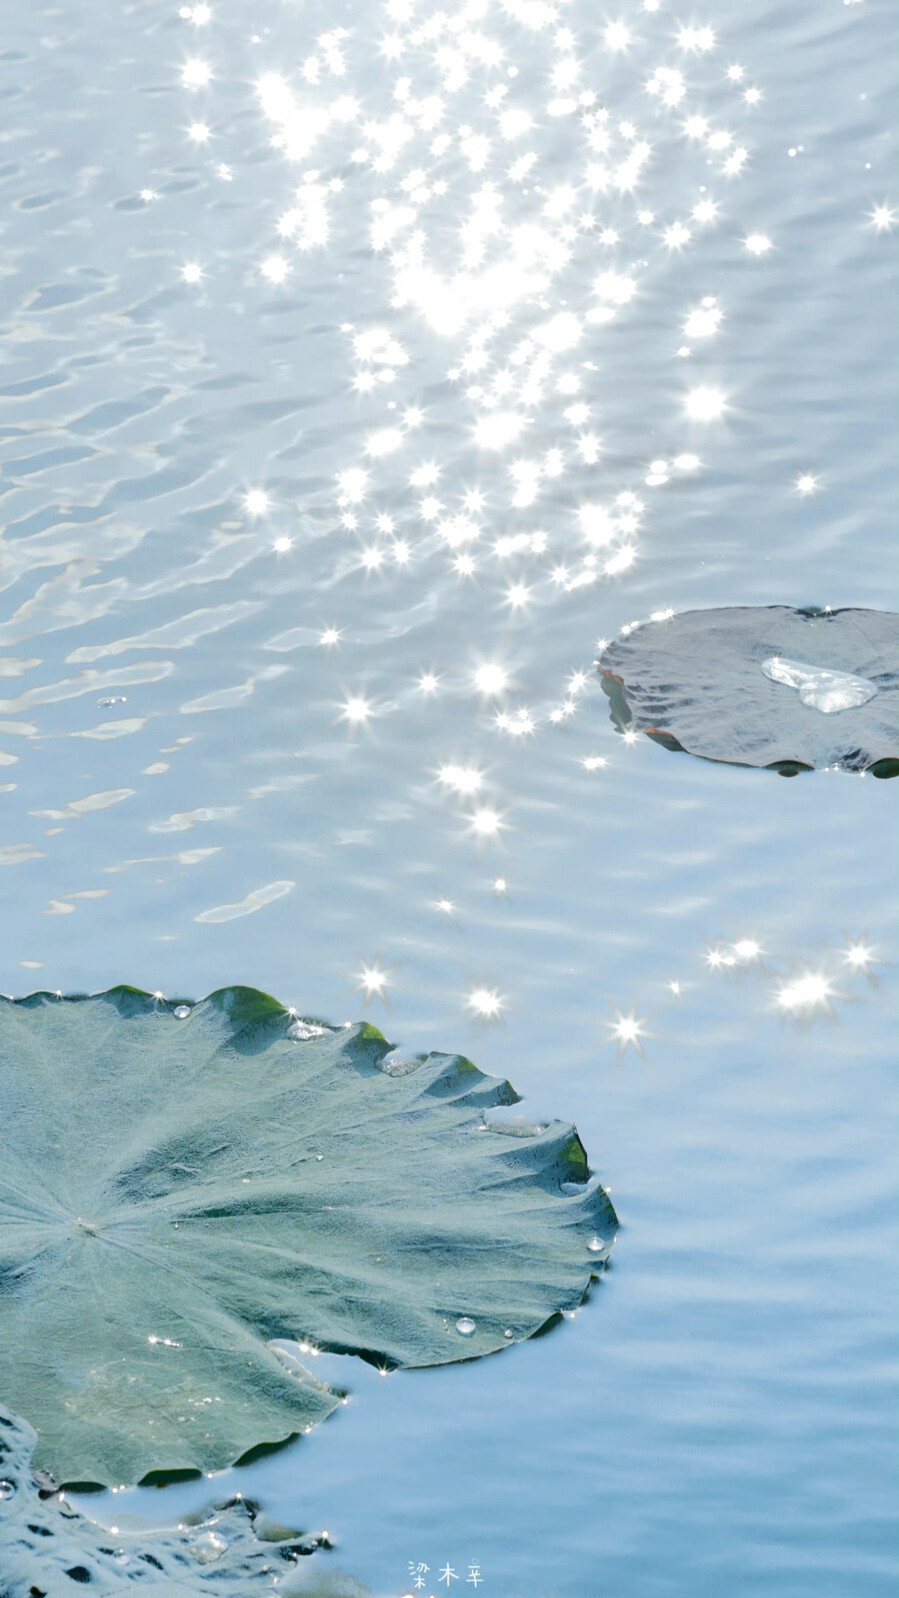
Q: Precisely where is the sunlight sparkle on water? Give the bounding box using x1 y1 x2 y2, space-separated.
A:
358 964 390 997
243 489 270 516
468 987 504 1018
473 663 509 695
733 939 762 961
744 233 773 255
684 299 722 338
678 25 716 50
438 764 483 796
844 941 876 970
776 974 834 1013
341 694 374 726
685 386 727 420
261 255 290 283
868 203 897 232
606 1007 647 1054
469 807 503 837
795 472 819 495
692 198 719 223
181 58 212 88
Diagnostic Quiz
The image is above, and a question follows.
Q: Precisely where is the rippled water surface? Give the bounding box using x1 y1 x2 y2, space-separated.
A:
2 0 898 1593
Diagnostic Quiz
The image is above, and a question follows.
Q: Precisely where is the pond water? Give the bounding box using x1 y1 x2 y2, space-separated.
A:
1 0 897 1594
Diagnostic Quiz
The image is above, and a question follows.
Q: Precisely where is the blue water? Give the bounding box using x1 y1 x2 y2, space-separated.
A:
1 0 897 1593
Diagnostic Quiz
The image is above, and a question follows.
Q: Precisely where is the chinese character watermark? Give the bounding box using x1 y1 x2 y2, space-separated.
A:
406 1559 484 1592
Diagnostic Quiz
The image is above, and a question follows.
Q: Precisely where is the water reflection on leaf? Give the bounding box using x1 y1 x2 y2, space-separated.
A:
599 606 899 775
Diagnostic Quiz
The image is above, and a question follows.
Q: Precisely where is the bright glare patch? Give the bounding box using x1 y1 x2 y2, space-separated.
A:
181 262 203 284
473 663 509 695
467 987 504 1018
606 1007 647 1054
685 386 726 420
341 694 374 725
664 221 692 249
438 764 483 796
532 311 582 351
272 536 292 553
470 807 503 836
684 299 721 338
337 467 368 503
366 427 404 456
744 233 773 255
869 203 897 232
475 411 526 450
358 963 390 996
795 472 819 496
604 21 632 51
182 58 212 88
777 974 833 1013
244 489 270 516
844 941 875 969
678 24 716 50
733 939 761 961
692 198 719 224
261 255 290 283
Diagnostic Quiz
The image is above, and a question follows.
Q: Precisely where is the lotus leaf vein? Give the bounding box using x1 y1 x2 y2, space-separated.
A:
0 986 616 1487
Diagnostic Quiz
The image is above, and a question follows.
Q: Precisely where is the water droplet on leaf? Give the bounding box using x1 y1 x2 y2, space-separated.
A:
189 1528 228 1563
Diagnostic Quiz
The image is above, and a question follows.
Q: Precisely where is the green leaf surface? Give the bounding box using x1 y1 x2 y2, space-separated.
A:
599 606 899 774
0 1402 354 1595
0 987 616 1487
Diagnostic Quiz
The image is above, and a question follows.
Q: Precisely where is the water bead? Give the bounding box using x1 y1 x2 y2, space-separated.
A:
189 1528 229 1563
455 1316 477 1337
761 656 878 714
288 1019 329 1040
587 1236 607 1254
173 1005 191 1019
0 1480 15 1499
503 1328 514 1339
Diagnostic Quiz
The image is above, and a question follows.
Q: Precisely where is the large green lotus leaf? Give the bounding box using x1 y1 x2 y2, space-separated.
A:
0 987 616 1488
0 1401 350 1595
598 605 899 775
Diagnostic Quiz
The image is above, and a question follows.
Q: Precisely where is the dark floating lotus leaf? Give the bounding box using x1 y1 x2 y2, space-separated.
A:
0 987 616 1488
0 1402 361 1595
598 605 899 775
